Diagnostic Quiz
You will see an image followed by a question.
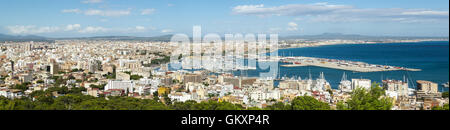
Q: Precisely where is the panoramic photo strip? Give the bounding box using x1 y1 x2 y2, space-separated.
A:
0 0 448 129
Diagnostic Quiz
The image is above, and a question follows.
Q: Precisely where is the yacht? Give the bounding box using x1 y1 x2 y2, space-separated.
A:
338 72 352 92
443 82 449 88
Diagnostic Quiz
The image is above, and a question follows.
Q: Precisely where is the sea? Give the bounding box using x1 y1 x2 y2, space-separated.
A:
232 41 449 92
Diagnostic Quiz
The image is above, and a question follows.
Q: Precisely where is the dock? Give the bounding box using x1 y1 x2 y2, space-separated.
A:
279 57 422 72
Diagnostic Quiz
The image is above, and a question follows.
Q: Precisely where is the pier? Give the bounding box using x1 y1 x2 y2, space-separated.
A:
279 56 421 72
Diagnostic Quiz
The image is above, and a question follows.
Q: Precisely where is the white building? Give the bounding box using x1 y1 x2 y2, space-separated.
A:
352 79 371 90
169 92 192 102
105 80 135 93
50 63 59 75
249 89 281 102
218 84 234 97
383 80 409 97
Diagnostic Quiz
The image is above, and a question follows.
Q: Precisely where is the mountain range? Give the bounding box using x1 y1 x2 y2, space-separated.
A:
0 33 448 42
0 34 49 42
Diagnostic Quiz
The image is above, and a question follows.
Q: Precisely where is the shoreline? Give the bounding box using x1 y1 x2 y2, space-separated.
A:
273 39 449 52
258 40 448 73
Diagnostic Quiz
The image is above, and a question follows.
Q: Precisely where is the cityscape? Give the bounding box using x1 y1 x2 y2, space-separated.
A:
0 0 449 111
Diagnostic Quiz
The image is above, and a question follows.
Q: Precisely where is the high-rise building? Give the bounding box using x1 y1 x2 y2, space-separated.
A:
417 80 438 93
383 80 409 97
26 42 33 51
416 80 441 99
183 74 202 83
10 61 14 76
50 63 59 75
161 76 173 86
88 60 101 73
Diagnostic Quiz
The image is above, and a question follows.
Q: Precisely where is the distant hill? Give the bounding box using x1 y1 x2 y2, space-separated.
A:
281 33 448 40
1 33 447 42
0 33 176 42
55 35 175 42
0 33 50 42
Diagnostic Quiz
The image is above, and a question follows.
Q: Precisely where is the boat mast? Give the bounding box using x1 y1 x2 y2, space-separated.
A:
341 72 347 82
308 69 312 80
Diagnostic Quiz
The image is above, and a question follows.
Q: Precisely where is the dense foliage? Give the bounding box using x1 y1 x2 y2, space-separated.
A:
130 75 143 80
3 82 444 110
442 91 449 98
337 83 393 110
291 96 331 110
432 104 449 110
0 95 168 110
0 90 331 110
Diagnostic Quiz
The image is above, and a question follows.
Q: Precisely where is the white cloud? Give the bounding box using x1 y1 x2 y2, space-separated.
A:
135 26 146 31
65 24 82 31
168 4 174 7
6 25 60 34
62 9 131 17
232 3 351 17
78 26 108 33
82 0 103 4
232 3 449 23
161 29 173 33
84 9 131 17
401 10 449 16
141 9 156 15
287 22 298 31
6 25 161 35
120 26 157 33
62 9 82 14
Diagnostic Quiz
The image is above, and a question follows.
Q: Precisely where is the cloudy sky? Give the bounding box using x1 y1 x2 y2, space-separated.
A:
0 0 448 37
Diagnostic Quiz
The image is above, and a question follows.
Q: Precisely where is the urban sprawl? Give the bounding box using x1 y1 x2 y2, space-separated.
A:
0 39 449 110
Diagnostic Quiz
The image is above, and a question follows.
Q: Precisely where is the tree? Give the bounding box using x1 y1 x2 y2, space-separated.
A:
178 54 183 60
340 83 393 110
442 91 449 98
10 83 30 92
36 80 45 84
163 94 172 105
152 91 159 102
90 84 106 90
290 96 330 110
53 94 84 110
130 75 143 80
432 104 449 110
69 87 87 94
265 102 291 110
336 101 349 110
171 100 197 110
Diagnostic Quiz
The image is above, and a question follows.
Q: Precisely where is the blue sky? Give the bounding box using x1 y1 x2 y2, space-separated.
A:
0 0 448 37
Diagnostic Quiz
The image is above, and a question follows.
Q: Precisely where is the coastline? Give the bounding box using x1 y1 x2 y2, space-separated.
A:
273 39 450 52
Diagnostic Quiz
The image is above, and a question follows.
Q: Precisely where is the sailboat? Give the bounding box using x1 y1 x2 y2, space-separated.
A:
338 72 352 92
443 82 449 88
313 72 331 91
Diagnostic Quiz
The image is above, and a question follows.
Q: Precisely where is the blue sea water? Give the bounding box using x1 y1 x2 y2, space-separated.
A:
234 41 449 92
